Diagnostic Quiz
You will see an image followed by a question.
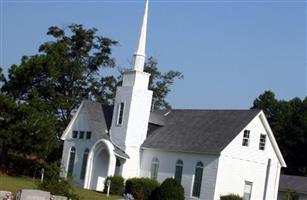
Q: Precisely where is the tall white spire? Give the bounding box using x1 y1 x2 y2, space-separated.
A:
110 0 153 178
132 0 149 72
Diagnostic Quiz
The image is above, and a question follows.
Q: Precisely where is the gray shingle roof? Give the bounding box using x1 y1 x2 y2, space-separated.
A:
82 101 107 140
279 175 307 194
82 100 113 140
142 109 260 154
82 100 260 155
82 101 129 158
114 146 130 159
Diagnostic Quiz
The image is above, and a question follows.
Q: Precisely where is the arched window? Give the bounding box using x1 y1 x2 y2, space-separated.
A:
174 159 183 183
80 148 89 180
192 161 204 197
150 157 159 180
67 147 76 177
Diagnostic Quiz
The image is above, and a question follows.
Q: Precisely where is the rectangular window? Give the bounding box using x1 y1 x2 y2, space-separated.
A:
242 130 250 147
79 131 84 139
86 131 92 139
151 158 159 180
72 131 78 139
243 181 253 200
116 102 125 126
259 134 266 150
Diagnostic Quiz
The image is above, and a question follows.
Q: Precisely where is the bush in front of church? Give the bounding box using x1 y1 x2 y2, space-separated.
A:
150 178 184 200
125 177 160 200
220 194 243 200
283 190 299 200
39 162 79 200
103 176 125 195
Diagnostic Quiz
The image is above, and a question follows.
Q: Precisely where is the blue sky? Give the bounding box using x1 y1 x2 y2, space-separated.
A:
1 0 306 109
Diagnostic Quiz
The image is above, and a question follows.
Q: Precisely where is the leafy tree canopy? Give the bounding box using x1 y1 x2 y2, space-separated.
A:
95 57 183 109
145 57 183 110
0 67 5 83
0 24 183 168
252 91 307 176
3 24 117 129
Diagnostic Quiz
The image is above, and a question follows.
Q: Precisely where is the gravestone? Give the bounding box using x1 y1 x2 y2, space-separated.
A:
15 189 50 200
52 195 67 200
0 191 12 200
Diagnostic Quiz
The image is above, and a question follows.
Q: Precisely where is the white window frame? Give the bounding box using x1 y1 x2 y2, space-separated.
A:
243 181 253 200
259 134 266 150
242 130 250 147
192 161 204 198
67 147 76 177
174 159 184 183
80 148 89 180
150 157 159 180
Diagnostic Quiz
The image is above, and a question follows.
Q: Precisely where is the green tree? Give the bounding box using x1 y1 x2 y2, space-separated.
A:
252 91 307 175
1 24 183 168
0 81 18 167
1 24 117 167
145 57 183 109
0 92 58 167
39 162 79 200
95 57 183 109
0 67 5 82
252 91 279 121
3 24 117 132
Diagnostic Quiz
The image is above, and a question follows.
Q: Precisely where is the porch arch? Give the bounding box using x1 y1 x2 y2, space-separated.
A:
84 139 116 191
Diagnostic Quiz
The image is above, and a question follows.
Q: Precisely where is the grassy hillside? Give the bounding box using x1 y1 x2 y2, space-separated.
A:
0 176 38 193
0 175 121 200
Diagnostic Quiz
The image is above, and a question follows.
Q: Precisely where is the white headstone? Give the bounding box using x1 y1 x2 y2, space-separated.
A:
52 195 67 200
15 189 50 200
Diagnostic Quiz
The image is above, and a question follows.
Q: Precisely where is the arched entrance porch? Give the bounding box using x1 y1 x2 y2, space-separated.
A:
84 139 116 191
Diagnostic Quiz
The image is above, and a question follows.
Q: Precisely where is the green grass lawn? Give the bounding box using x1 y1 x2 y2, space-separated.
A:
0 175 122 200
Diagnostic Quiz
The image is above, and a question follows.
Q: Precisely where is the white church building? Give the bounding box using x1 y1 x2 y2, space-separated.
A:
60 1 286 199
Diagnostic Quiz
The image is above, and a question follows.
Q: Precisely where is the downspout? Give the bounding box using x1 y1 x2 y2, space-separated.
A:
263 158 271 200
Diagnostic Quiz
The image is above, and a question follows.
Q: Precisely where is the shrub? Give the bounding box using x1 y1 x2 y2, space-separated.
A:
38 162 79 200
103 176 125 195
283 190 299 200
150 178 184 200
125 177 160 200
220 194 243 200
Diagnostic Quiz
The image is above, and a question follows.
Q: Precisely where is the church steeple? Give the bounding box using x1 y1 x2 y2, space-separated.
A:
133 0 149 72
110 1 153 176
110 1 153 179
